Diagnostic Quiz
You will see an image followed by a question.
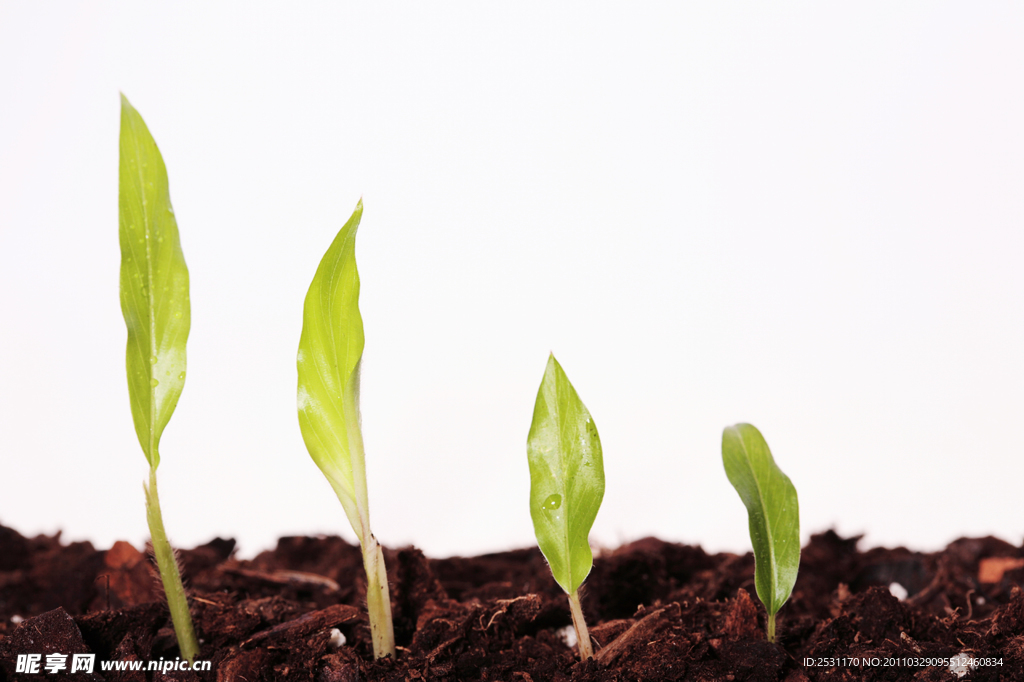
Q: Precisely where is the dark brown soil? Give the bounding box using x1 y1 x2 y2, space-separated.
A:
2 523 1024 681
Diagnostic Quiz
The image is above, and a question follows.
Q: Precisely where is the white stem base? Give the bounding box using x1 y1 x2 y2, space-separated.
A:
362 534 396 659
567 588 594 660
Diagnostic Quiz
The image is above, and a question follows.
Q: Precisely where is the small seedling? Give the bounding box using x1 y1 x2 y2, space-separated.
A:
527 354 605 660
118 94 199 662
721 423 799 643
296 200 396 659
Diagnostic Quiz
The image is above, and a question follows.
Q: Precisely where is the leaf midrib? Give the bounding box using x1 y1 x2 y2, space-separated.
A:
326 231 359 498
555 383 571 590
127 113 159 465
736 431 777 608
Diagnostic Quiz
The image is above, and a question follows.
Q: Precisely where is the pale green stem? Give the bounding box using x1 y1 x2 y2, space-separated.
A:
361 533 396 659
145 468 199 663
767 611 777 643
567 588 594 660
342 374 395 659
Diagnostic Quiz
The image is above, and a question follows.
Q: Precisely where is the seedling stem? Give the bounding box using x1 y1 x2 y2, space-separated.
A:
361 534 395 658
567 589 594 660
144 468 199 663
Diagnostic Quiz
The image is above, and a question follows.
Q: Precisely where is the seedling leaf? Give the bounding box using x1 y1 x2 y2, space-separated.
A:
118 94 198 663
296 201 395 659
527 355 605 592
527 354 604 659
721 423 799 640
118 94 190 470
296 200 367 539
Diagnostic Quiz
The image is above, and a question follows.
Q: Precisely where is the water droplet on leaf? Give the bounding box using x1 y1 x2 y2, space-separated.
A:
542 494 562 511
149 355 157 364
150 378 159 387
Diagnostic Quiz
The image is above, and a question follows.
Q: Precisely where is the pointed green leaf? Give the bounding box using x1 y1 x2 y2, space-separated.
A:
527 354 605 594
296 201 395 660
297 201 368 541
722 423 800 616
119 94 190 470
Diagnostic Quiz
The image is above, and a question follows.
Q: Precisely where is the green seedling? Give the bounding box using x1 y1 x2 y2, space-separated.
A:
721 423 799 643
118 94 199 663
527 354 605 660
296 201 396 660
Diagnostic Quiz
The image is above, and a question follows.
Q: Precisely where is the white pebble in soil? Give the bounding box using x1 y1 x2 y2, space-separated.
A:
558 625 577 649
328 628 347 649
949 652 976 679
888 582 908 601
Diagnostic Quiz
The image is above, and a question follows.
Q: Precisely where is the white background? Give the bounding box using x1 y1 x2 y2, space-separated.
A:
1 3 1022 560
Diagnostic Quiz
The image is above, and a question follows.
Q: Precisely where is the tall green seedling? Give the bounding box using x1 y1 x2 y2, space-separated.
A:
118 94 199 663
297 201 396 659
721 423 800 643
527 354 605 660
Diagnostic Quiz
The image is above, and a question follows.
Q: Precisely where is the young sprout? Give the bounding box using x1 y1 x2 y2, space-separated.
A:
296 200 395 659
118 94 199 663
721 423 800 643
527 354 605 660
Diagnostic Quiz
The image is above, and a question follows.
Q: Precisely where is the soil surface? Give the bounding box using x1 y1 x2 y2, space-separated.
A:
2 524 1023 681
